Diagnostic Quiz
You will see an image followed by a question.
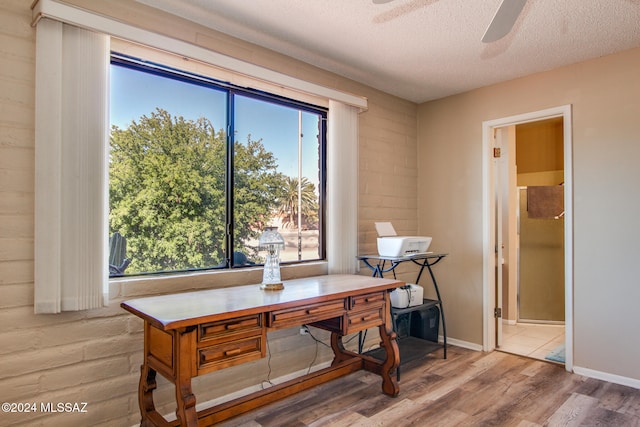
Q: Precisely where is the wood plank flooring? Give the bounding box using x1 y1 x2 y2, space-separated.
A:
216 346 640 426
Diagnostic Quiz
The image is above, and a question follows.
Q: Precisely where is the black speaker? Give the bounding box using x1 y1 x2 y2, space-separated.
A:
410 305 439 342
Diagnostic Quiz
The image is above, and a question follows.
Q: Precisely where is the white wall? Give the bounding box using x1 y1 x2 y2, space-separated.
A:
417 47 640 384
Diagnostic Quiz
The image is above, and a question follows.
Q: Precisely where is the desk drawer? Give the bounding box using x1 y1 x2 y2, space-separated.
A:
347 306 384 334
198 336 263 373
198 314 263 344
350 291 385 310
267 299 346 329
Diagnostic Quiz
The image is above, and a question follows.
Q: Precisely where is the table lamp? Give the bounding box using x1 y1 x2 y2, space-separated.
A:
258 227 285 290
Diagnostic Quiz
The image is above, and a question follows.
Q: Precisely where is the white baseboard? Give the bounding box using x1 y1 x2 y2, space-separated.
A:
443 336 640 390
502 319 517 325
573 366 640 390
445 336 483 352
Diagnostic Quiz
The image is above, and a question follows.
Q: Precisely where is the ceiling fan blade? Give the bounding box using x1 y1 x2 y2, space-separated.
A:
373 0 395 4
481 0 527 43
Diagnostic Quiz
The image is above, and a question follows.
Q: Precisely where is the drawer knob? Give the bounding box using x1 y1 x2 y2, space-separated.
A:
225 323 243 330
224 348 242 357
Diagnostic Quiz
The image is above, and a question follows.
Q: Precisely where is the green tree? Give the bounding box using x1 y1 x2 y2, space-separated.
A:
277 176 319 230
109 108 282 274
233 134 286 256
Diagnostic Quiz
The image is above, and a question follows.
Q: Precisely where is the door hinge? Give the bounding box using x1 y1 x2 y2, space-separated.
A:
493 147 501 158
494 307 502 318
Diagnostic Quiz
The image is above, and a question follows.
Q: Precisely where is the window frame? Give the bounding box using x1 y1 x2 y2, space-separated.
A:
109 54 327 277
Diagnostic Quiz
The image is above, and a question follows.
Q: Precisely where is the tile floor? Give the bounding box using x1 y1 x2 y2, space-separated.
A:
498 322 565 362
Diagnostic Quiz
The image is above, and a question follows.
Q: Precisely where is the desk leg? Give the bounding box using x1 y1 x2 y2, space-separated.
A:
378 321 400 397
138 363 157 427
329 332 349 365
175 328 198 427
329 329 398 397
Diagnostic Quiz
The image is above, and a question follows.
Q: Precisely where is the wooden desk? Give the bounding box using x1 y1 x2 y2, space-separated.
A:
121 274 402 426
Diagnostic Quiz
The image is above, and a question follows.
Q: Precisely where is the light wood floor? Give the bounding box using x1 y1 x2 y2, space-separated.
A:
217 346 640 426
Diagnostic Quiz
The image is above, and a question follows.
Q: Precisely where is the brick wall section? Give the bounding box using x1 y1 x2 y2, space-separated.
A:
358 93 419 284
0 1 418 425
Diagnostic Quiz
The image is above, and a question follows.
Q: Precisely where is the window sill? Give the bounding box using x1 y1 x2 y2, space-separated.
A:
110 261 328 300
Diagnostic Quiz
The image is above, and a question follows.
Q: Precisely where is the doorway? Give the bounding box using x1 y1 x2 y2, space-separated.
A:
482 105 573 372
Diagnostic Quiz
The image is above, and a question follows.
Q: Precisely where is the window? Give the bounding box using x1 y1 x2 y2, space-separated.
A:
109 56 326 277
34 11 361 313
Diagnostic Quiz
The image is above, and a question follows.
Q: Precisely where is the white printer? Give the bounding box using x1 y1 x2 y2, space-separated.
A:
375 222 432 257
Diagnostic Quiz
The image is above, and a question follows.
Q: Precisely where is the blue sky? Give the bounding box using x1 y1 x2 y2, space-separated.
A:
110 65 321 184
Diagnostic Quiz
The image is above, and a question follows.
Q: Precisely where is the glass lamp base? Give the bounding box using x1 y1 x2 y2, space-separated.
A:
260 282 284 291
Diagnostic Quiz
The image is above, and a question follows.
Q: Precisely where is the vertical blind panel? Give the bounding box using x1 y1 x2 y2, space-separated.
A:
34 18 63 313
34 19 109 313
327 100 359 274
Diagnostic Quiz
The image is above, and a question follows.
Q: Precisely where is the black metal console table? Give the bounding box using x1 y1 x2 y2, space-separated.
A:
357 252 448 378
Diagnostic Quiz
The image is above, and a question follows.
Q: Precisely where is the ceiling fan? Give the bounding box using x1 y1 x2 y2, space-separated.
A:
372 0 528 43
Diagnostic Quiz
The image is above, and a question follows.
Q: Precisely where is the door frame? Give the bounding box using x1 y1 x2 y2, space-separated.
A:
482 105 573 372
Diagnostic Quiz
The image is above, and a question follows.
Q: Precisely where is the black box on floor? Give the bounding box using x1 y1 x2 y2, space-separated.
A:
392 312 411 339
410 305 439 343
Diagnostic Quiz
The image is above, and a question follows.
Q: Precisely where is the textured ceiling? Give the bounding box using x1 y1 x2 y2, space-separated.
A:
136 0 640 103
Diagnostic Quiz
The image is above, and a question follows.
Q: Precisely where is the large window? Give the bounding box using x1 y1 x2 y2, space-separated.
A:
109 56 326 276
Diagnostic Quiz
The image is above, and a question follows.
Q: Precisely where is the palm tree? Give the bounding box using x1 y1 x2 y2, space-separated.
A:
277 176 318 229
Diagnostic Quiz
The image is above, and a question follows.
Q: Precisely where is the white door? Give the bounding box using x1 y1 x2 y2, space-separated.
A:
482 105 574 372
495 125 517 348
494 128 505 347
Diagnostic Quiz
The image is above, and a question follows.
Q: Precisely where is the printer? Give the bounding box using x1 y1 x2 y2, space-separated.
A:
390 284 423 308
375 222 432 257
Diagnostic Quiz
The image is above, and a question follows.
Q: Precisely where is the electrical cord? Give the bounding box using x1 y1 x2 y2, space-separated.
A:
305 331 320 375
261 335 275 389
305 327 367 373
306 327 331 348
392 285 412 309
262 326 368 386
402 286 411 308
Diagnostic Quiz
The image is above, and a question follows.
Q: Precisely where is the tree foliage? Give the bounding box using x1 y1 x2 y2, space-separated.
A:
109 109 283 274
233 134 287 255
276 176 319 229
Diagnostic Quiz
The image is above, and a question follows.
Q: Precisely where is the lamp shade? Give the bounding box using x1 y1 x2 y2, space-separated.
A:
258 226 285 249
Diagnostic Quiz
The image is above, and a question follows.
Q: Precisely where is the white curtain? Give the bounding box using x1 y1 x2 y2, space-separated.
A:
34 18 110 313
327 100 359 274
